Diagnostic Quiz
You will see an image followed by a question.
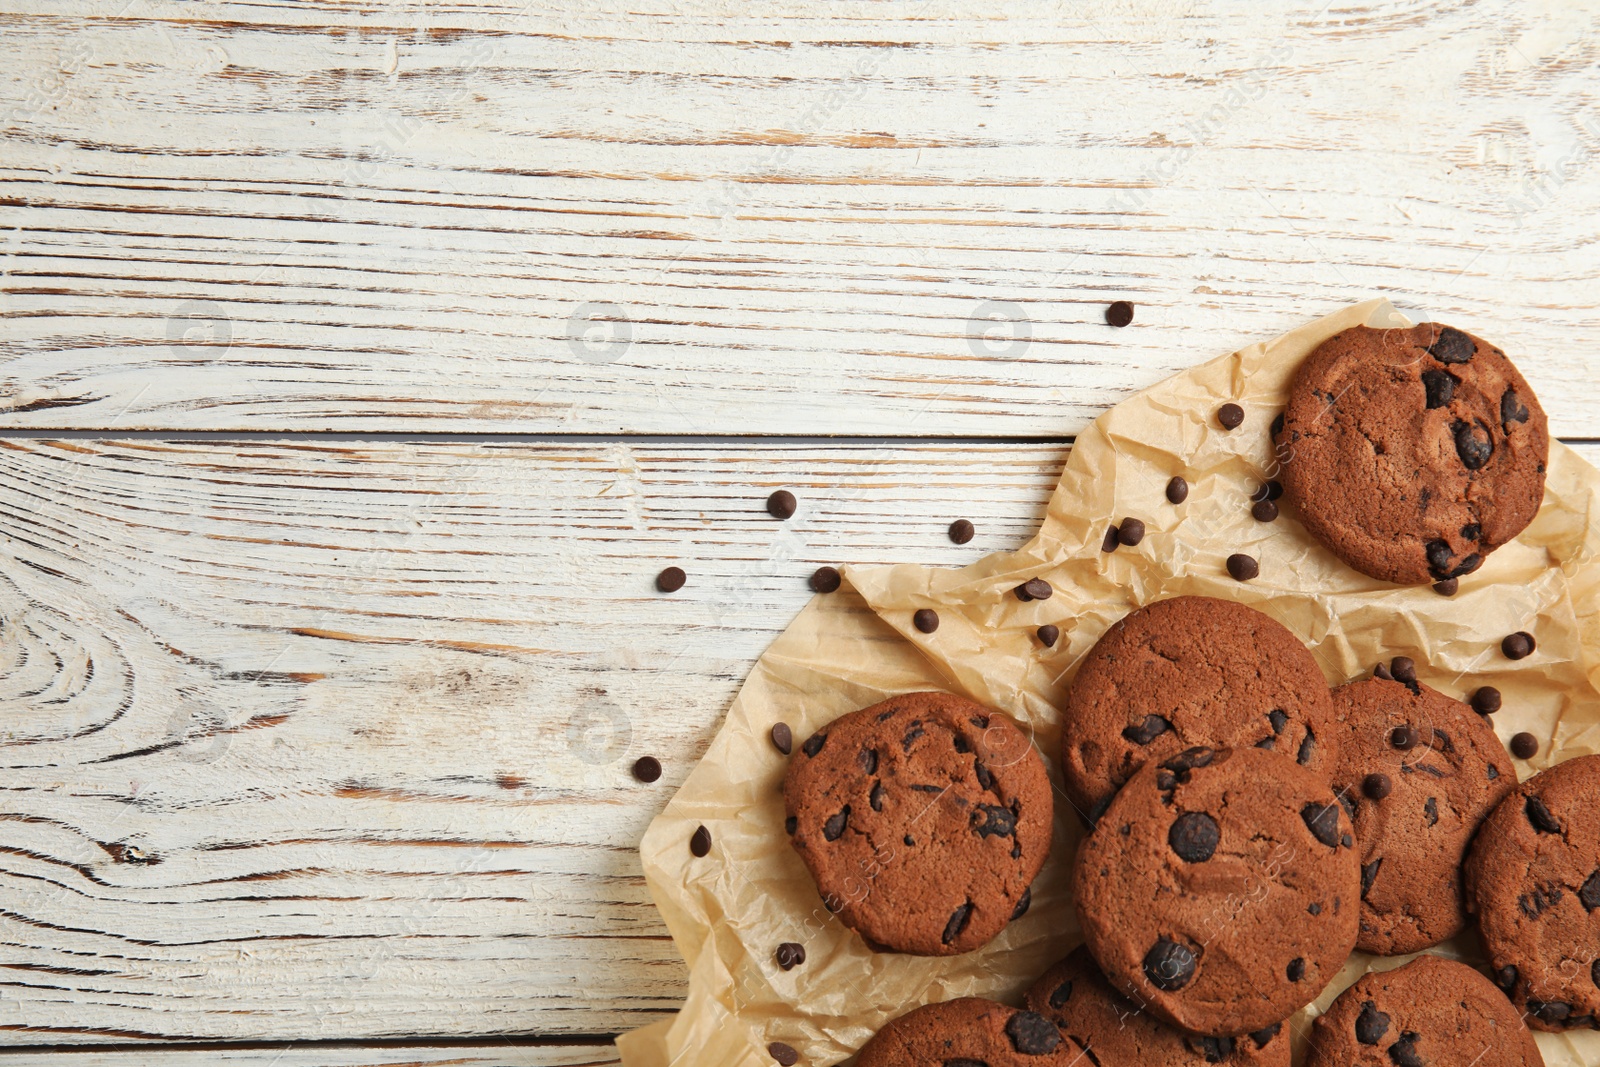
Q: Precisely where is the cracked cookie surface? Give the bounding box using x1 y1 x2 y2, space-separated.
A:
1328 676 1515 954
1060 596 1338 823
1274 322 1548 585
784 691 1052 955
856 997 1088 1066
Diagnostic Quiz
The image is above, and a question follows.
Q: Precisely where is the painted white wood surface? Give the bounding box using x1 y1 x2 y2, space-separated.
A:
1 0 1598 433
0 1044 618 1067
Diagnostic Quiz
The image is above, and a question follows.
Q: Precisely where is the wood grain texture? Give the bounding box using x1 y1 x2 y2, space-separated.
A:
0 438 1062 1043
1 0 1598 433
0 1043 617 1067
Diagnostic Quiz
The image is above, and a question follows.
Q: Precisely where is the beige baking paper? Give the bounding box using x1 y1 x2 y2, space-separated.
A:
617 299 1600 1067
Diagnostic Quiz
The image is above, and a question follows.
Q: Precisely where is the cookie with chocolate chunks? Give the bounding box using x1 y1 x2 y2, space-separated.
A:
1024 945 1290 1066
1304 954 1544 1067
1466 753 1600 1032
784 692 1052 955
1059 596 1338 823
856 997 1088 1067
1073 746 1360 1037
1328 676 1515 954
1275 322 1548 585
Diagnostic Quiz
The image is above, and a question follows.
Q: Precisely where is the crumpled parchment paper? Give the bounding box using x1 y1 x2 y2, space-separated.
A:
618 299 1600 1067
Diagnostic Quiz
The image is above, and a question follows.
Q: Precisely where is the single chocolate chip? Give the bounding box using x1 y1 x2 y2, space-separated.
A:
1101 523 1121 552
1169 812 1220 863
1502 631 1535 659
1122 714 1173 745
1117 518 1145 546
1217 403 1245 430
1525 793 1560 832
1200 1037 1236 1062
1302 803 1342 848
776 942 806 970
823 807 850 841
1011 885 1031 921
1286 957 1305 982
1512 733 1540 760
1433 577 1460 596
1226 553 1259 581
1580 870 1600 912
1454 419 1494 470
1355 1000 1391 1044
802 733 827 758
1022 577 1053 600
770 722 793 755
1006 1010 1062 1055
1502 386 1531 429
948 518 975 544
1428 326 1476 364
1424 796 1438 826
766 490 797 520
1362 858 1382 897
913 608 939 634
1166 476 1189 504
767 1042 799 1067
1049 978 1073 1009
1249 1022 1281 1049
1422 367 1458 409
1471 687 1501 715
1105 300 1135 328
1390 725 1417 751
941 901 973 944
1388 1031 1424 1067
656 566 687 593
1389 657 1417 685
1036 623 1059 647
1494 965 1519 991
690 825 712 857
1268 709 1288 733
1363 773 1392 800
1373 661 1394 681
785 815 797 834
1252 498 1279 522
857 748 877 774
632 756 662 783
809 566 841 594
1143 938 1197 991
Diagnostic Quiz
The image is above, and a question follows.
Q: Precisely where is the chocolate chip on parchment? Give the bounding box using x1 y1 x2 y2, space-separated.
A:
1354 1001 1390 1044
1021 577 1053 600
1390 657 1417 685
1390 725 1417 751
1105 300 1135 328
809 566 841 593
1006 1010 1062 1054
1169 812 1220 863
1373 661 1394 681
1454 419 1494 470
1286 957 1305 982
770 722 793 755
1502 631 1535 660
767 490 797 520
1302 802 1343 848
1036 624 1059 647
1166 476 1189 504
1122 714 1172 745
1471 687 1501 715
1432 577 1460 596
1525 794 1560 832
656 566 687 592
1252 498 1279 522
767 1042 800 1067
1226 553 1259 581
1217 403 1245 430
1422 367 1458 409
632 756 662 783
1102 523 1121 552
913 608 940 634
941 901 973 944
1428 326 1476 364
690 825 712 857
948 518 975 544
1511 733 1540 760
1363 773 1392 800
1117 519 1145 546
776 942 806 970
1143 938 1196 991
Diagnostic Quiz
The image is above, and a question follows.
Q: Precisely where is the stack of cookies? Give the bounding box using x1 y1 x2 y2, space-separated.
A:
772 323 1592 1066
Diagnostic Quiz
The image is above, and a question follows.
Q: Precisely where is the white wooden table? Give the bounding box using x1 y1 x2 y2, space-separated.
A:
0 1 1596 1063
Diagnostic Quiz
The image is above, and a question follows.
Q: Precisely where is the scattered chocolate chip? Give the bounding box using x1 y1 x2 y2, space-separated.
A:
1355 1000 1391 1044
1117 519 1145 546
1373 662 1394 681
1249 1023 1281 1049
1036 624 1059 647
1144 938 1196 991
802 733 827 757
656 566 686 593
632 756 662 783
1286 957 1305 982
1453 419 1494 470
1432 577 1460 596
1166 476 1189 504
948 518 975 544
1390 725 1417 751
1502 631 1535 660
767 1042 799 1067
1021 577 1053 600
1011 885 1032 921
1226 553 1259 581
1006 1010 1062 1054
1581 870 1600 912
1169 812 1220 863
690 825 712 857
1363 773 1392 800
1302 802 1342 848
1526 794 1560 832
1105 300 1135 328
823 807 850 841
770 722 793 755
1422 367 1458 409
1471 687 1501 715
913 608 939 634
775 942 806 970
941 901 973 944
1388 1031 1424 1067
1216 403 1245 430
809 566 841 594
1252 498 1279 522
1102 523 1121 552
766 490 797 520
1389 657 1417 685
1362 858 1382 897
1049 978 1073 1009
1511 733 1540 760
1428 326 1475 364
1122 714 1173 745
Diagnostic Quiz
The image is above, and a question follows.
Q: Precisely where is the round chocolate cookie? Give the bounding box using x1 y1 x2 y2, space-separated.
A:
1059 596 1338 824
1327 676 1516 954
1304 954 1544 1067
1074 746 1360 1036
1465 753 1600 1031
857 998 1088 1066
1023 945 1290 1066
1275 321 1548 585
784 691 1052 956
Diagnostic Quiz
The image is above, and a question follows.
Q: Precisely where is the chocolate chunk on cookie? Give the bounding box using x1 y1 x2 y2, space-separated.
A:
1059 596 1338 822
1024 946 1290 1066
1275 323 1548 585
1328 677 1515 954
856 997 1088 1066
1304 954 1543 1067
1073 747 1360 1036
784 692 1052 955
1466 753 1600 1032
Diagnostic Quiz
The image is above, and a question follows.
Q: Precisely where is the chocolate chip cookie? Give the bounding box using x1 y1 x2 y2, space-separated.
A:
1304 954 1544 1067
1023 945 1290 1065
1059 596 1338 824
1327 676 1516 954
1074 746 1360 1036
784 691 1052 956
1465 753 1600 1031
857 998 1087 1066
1275 322 1548 585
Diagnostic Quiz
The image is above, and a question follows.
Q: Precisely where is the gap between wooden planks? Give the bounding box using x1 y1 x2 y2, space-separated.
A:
0 1039 619 1067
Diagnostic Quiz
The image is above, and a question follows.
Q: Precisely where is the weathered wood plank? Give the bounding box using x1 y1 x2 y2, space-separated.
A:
0 1043 618 1067
1 0 1597 433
